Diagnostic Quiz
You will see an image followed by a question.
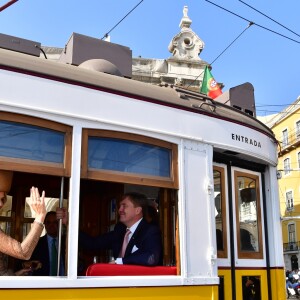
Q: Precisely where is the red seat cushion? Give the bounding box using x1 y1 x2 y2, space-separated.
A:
86 263 177 276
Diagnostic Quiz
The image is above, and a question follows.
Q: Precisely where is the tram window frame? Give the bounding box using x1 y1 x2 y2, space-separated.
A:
234 171 263 259
78 181 179 275
0 112 72 177
81 129 179 189
213 166 228 258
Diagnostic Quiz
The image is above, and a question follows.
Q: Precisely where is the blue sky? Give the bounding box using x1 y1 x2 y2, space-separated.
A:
0 0 299 116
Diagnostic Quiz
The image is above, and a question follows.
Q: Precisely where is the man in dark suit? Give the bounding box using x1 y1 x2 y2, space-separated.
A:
29 211 65 276
79 192 162 266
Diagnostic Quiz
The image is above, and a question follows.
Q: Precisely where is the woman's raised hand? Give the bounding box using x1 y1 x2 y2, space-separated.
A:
29 187 46 224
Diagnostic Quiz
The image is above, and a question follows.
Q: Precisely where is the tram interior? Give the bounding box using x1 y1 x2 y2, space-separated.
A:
0 172 178 276
78 180 178 275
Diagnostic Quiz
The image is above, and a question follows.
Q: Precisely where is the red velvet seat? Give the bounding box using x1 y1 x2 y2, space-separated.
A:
86 263 177 276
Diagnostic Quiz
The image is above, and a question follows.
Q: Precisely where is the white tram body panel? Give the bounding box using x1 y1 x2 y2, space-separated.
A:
0 50 276 167
0 48 285 300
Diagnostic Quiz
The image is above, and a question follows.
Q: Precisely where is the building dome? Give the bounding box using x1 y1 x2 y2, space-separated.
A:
79 59 123 77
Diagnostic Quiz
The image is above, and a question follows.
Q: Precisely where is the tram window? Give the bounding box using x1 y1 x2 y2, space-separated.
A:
88 137 171 177
214 167 227 258
235 171 263 259
0 112 72 177
78 180 178 275
80 129 179 275
0 171 70 275
81 129 178 189
0 120 65 163
0 113 72 276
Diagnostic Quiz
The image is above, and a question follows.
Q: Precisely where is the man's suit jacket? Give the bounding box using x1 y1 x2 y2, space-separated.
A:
30 235 65 276
79 219 163 266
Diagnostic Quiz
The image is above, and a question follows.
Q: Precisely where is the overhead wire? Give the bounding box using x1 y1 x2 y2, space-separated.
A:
256 110 300 115
238 0 300 39
186 22 253 88
204 0 300 44
101 0 145 40
256 104 300 108
210 22 254 66
231 1 300 211
256 102 300 114
187 0 300 90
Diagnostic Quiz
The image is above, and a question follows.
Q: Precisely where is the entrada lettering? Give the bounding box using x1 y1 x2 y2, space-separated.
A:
231 134 262 148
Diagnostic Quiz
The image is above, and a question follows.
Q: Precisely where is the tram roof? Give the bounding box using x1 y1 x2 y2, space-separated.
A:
0 48 275 140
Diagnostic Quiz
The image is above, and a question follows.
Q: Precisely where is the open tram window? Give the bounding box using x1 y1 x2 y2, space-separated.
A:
234 171 263 259
78 180 179 276
213 166 227 258
0 112 72 276
0 171 69 276
79 129 179 276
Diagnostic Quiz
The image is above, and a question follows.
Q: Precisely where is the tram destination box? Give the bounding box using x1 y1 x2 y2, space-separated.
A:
0 33 41 57
59 32 132 78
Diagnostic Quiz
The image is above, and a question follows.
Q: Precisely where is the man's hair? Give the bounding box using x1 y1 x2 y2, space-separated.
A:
45 210 56 222
122 192 148 215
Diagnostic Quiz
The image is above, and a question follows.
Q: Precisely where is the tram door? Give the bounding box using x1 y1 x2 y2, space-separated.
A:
214 164 266 300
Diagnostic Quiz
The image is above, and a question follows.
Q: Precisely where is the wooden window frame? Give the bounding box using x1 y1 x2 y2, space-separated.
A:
0 112 72 177
81 129 179 189
234 171 263 259
213 166 228 258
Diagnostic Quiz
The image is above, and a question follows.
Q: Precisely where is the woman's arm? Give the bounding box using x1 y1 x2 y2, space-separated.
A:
0 187 46 260
0 222 43 260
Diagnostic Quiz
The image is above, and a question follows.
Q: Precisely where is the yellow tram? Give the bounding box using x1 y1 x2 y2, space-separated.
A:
0 43 285 300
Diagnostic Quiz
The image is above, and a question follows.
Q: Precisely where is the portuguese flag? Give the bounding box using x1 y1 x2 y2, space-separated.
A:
200 66 222 99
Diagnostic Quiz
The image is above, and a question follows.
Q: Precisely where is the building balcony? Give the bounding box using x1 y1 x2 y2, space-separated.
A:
279 133 300 156
283 241 300 253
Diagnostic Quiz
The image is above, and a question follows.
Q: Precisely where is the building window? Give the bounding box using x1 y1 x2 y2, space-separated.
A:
284 158 291 175
286 191 294 211
282 129 289 147
296 121 300 140
288 223 296 243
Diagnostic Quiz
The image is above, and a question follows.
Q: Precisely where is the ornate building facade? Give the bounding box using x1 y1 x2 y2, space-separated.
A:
42 6 209 93
131 6 208 92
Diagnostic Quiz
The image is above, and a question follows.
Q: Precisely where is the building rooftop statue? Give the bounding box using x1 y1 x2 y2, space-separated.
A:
168 6 205 61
